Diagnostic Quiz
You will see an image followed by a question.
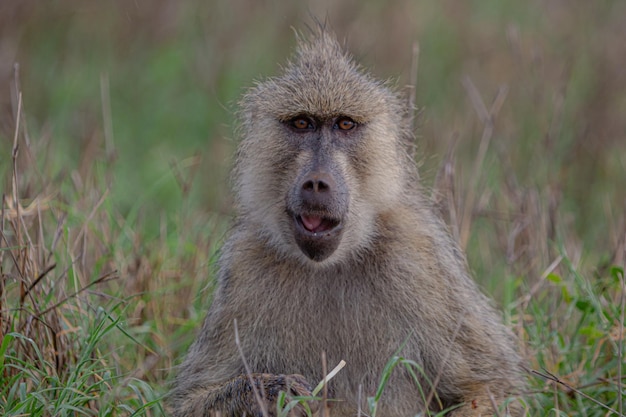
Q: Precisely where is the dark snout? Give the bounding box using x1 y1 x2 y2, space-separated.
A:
300 172 337 210
288 168 349 262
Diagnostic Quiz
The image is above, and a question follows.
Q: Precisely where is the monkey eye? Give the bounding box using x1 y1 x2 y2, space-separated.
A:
290 117 314 130
334 117 356 131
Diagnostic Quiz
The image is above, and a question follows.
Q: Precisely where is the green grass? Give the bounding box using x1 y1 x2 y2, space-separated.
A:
1 1 625 416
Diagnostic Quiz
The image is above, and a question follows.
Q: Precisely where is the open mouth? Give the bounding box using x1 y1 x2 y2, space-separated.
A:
291 212 344 261
297 214 341 235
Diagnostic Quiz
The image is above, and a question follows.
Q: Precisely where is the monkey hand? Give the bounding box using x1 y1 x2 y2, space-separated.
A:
216 373 319 417
257 373 319 417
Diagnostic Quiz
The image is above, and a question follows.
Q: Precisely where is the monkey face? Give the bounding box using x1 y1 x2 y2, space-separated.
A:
235 33 408 266
284 116 353 262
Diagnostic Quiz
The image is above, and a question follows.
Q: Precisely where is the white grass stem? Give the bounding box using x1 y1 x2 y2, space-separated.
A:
312 359 346 396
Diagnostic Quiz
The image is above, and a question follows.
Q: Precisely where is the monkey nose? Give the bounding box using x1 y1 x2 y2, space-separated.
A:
300 172 336 208
302 173 333 193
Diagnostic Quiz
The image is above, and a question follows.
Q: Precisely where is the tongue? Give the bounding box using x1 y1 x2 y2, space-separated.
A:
301 215 323 232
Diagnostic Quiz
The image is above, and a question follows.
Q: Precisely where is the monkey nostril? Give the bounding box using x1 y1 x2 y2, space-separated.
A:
302 179 330 193
302 180 315 192
317 180 329 192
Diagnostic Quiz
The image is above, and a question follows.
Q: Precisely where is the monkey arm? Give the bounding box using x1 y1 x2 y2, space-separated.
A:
430 309 524 416
432 316 525 416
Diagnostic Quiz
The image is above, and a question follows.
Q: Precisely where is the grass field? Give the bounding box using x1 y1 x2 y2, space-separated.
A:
1 1 625 415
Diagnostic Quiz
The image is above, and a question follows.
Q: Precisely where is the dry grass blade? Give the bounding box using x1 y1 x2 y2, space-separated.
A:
513 255 563 310
407 41 421 176
0 224 26 283
234 319 269 417
431 133 460 240
407 41 420 127
71 188 109 256
619 261 625 417
531 369 623 415
100 72 116 161
320 352 329 417
36 270 118 317
461 75 490 125
424 313 464 411
10 92 22 263
21 262 56 302
485 386 503 417
458 76 508 249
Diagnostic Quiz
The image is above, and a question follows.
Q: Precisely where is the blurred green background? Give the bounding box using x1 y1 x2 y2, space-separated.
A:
1 0 625 275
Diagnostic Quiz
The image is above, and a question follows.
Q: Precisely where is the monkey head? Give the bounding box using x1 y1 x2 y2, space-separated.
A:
235 31 412 266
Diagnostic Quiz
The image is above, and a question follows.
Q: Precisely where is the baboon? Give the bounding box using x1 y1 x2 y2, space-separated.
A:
170 29 525 417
